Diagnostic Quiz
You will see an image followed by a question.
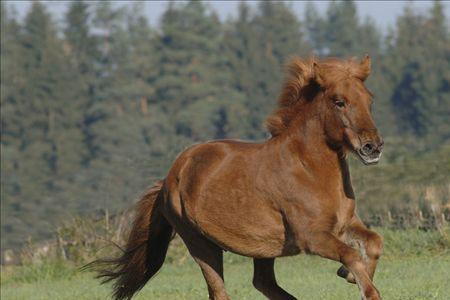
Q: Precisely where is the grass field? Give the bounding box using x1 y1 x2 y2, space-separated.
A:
1 229 449 300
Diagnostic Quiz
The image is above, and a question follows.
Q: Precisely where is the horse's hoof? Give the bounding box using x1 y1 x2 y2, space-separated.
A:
337 266 356 284
337 265 349 278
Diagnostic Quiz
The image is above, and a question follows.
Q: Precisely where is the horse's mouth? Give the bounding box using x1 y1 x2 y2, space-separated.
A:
356 149 382 165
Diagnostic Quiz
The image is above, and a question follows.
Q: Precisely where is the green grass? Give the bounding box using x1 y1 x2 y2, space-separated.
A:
2 254 449 300
1 229 449 299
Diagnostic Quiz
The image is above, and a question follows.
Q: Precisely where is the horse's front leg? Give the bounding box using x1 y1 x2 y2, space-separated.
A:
338 216 383 284
307 231 381 300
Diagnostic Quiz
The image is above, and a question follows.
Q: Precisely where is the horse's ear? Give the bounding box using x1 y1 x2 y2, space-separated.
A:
358 54 371 81
313 61 325 86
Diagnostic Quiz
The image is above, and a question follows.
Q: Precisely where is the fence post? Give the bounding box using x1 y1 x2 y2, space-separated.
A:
105 209 110 232
418 210 424 221
387 211 392 223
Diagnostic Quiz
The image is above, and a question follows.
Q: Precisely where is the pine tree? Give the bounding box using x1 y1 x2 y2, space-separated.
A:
20 1 86 177
223 1 310 138
386 2 450 141
304 2 326 55
1 2 28 248
422 1 450 142
309 0 381 57
79 1 126 162
152 1 249 141
324 1 359 56
1 1 87 248
65 1 98 76
221 2 263 138
64 0 100 164
1 3 24 150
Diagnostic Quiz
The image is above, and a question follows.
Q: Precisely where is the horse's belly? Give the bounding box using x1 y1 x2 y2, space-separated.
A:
197 218 286 257
191 196 293 258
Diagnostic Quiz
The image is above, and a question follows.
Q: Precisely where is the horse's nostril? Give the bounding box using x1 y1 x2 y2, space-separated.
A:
362 143 374 154
364 143 373 150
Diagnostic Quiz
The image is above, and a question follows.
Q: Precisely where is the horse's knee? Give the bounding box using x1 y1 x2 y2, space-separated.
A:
338 243 363 266
365 232 383 260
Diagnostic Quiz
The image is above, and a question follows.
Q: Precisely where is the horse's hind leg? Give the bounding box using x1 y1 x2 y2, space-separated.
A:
253 258 297 300
182 235 229 300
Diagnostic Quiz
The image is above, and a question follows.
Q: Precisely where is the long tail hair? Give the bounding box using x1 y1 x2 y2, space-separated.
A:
84 180 173 300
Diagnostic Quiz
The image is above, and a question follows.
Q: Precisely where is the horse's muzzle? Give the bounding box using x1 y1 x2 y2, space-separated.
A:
356 140 383 165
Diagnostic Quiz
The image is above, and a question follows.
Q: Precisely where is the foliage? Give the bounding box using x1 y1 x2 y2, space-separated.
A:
1 259 75 285
379 227 450 257
3 211 447 267
1 0 449 251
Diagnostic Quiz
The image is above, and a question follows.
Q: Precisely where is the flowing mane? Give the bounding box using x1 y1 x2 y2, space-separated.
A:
266 56 371 136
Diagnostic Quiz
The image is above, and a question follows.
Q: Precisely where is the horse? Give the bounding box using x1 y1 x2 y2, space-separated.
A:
90 55 384 300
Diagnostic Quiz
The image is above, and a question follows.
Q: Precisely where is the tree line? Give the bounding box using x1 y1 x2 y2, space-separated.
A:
1 1 449 250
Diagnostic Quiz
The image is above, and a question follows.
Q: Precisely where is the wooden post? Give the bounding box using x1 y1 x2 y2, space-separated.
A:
105 209 110 232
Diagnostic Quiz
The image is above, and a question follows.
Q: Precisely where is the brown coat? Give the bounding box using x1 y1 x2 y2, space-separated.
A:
91 56 385 300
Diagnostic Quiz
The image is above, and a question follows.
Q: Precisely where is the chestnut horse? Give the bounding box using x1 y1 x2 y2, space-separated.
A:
91 56 384 300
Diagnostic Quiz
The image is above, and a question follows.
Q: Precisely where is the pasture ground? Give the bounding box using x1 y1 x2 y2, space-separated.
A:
1 229 449 300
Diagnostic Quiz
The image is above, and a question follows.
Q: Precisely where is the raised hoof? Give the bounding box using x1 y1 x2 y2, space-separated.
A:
337 266 356 284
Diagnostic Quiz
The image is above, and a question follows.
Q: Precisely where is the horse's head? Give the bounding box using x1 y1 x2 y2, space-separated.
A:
315 55 383 164
266 55 383 165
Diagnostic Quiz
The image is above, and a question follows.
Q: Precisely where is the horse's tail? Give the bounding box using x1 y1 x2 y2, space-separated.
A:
85 180 173 300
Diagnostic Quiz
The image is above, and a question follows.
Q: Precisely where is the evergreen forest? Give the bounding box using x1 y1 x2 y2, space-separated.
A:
1 1 449 250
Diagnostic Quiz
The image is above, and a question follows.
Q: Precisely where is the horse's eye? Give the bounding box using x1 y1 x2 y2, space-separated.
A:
335 99 345 108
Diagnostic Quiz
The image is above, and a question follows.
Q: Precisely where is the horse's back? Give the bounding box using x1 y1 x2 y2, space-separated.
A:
166 139 262 200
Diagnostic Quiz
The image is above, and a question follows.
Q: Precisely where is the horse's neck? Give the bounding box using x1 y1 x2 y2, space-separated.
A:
270 109 343 179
